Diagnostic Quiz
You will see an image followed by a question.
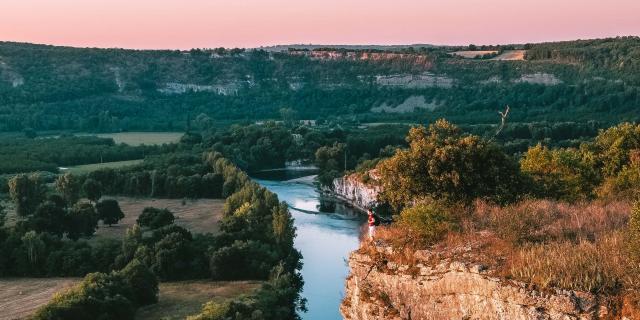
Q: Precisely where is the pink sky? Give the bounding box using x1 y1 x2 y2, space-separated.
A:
1 0 639 49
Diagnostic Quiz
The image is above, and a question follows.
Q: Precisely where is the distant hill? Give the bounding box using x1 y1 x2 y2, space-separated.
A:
0 37 638 132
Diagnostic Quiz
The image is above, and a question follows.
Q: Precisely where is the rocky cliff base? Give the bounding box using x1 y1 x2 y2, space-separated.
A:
341 246 634 320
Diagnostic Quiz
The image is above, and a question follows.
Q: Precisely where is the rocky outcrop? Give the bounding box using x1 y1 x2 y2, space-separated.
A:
342 248 624 320
332 172 381 210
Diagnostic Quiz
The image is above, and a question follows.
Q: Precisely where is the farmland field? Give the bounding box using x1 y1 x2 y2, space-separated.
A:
64 159 143 174
94 197 225 239
135 280 261 320
90 132 183 146
0 278 80 320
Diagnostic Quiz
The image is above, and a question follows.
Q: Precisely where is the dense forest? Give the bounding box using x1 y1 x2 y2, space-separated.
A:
0 37 638 133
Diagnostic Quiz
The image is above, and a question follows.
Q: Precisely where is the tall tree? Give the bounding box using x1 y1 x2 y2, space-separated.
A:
55 173 81 206
66 202 98 240
8 173 46 216
82 179 103 203
378 119 522 208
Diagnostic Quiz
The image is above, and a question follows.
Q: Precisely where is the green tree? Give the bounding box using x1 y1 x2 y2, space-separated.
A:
520 144 599 201
29 201 67 236
82 178 103 203
21 231 46 267
8 173 46 216
66 202 98 240
137 207 175 229
593 122 640 177
55 173 81 206
378 120 522 208
96 199 125 226
120 259 159 306
397 201 456 244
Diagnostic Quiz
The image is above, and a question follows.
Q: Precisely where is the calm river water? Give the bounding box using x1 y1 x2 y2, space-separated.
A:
253 170 365 320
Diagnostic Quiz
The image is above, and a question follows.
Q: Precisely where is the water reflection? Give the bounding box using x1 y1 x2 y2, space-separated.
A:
254 171 364 320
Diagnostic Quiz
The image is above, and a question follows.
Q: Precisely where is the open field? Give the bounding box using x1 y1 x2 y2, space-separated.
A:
85 132 183 146
136 280 261 320
492 49 526 60
450 50 498 58
63 159 143 174
0 278 80 320
95 197 225 239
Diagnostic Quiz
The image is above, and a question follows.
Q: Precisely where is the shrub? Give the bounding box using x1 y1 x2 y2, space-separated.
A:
628 202 640 262
32 272 136 320
120 259 158 306
137 207 175 229
397 201 456 244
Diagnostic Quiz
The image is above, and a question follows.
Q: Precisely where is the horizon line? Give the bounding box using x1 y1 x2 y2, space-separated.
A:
1 35 637 52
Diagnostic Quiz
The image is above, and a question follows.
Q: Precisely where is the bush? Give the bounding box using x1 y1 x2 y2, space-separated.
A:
137 207 175 229
629 202 640 262
120 259 158 306
397 201 456 244
32 272 136 320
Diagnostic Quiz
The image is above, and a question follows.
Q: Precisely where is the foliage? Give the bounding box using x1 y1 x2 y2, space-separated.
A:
137 207 175 229
31 266 158 320
520 143 599 201
55 173 81 205
397 201 456 244
82 178 103 202
628 202 640 263
8 173 46 216
119 259 159 306
66 202 98 240
378 120 522 208
96 199 125 226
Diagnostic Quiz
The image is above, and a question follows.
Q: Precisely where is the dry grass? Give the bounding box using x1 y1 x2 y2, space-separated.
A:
368 199 636 298
450 50 498 58
0 278 80 320
94 197 225 240
491 50 526 61
135 280 261 320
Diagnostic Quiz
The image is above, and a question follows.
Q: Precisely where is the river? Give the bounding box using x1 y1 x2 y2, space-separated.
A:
253 170 365 320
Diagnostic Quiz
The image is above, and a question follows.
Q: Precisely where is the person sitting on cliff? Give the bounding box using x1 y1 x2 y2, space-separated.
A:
368 208 377 240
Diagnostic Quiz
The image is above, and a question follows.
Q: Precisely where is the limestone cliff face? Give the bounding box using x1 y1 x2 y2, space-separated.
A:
332 172 381 210
341 248 627 320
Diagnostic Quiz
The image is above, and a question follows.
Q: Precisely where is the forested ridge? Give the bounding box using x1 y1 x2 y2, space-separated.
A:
0 37 638 132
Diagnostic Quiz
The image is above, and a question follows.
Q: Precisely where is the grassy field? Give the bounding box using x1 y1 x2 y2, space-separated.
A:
63 159 143 174
450 50 498 58
492 49 526 61
0 278 259 320
94 197 225 240
136 280 261 320
0 278 80 320
92 132 183 146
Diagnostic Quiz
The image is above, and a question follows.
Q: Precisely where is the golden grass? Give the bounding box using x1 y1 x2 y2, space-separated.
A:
0 278 80 320
135 280 261 320
94 197 225 240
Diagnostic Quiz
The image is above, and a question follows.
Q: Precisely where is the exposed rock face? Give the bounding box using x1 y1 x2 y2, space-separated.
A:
342 250 621 320
332 172 381 210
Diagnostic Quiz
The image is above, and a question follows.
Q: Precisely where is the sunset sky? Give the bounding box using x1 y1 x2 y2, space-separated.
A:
1 0 639 49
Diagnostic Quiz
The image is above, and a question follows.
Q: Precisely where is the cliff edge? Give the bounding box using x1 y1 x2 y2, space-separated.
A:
341 244 634 320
